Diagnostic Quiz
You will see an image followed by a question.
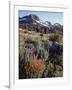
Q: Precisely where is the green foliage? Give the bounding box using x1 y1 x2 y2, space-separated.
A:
24 60 45 78
49 54 63 66
38 47 48 61
19 28 63 79
53 70 63 77
22 49 33 63
48 68 54 77
25 44 33 49
43 40 50 50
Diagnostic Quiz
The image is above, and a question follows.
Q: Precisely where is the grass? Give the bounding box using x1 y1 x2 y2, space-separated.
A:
19 28 63 79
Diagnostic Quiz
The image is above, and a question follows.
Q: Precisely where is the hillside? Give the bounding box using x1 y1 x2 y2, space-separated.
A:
19 28 63 79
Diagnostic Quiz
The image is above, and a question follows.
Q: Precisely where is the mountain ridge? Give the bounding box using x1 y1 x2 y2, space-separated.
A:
19 14 63 34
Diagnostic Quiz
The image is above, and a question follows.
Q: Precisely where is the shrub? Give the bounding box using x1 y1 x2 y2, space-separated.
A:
43 40 50 51
24 60 45 78
37 47 48 61
40 33 43 36
45 62 55 77
25 37 33 44
53 70 63 77
22 48 33 63
25 44 33 49
49 34 59 42
48 54 63 66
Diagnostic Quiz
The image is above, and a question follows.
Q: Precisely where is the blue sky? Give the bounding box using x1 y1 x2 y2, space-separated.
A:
19 10 63 25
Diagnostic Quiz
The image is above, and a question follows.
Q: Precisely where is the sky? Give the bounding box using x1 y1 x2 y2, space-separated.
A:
19 10 63 25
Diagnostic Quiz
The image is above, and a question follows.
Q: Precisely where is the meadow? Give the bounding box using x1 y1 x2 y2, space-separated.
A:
19 28 63 79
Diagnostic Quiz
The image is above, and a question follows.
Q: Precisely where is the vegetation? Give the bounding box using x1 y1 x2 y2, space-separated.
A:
19 28 63 79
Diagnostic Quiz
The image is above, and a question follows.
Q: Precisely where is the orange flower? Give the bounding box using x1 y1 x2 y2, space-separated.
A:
34 60 45 69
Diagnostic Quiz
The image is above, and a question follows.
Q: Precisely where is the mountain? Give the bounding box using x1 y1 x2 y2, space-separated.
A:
53 23 63 31
19 14 40 24
19 14 63 34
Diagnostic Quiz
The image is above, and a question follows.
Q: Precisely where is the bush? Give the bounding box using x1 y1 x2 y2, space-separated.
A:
22 48 33 63
25 44 33 49
24 60 45 78
48 54 63 66
53 70 63 77
25 37 33 44
40 33 43 36
49 34 59 42
37 47 48 61
43 40 50 51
